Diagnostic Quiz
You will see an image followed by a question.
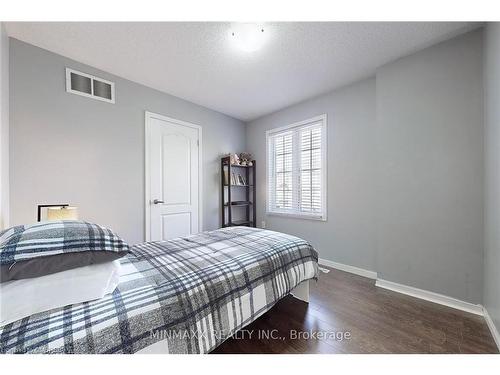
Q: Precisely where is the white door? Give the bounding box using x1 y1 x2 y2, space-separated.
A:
146 112 201 241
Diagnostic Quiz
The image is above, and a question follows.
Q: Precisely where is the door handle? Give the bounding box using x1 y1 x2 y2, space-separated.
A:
153 199 164 204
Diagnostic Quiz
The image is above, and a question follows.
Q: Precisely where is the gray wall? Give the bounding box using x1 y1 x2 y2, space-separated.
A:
376 30 484 303
246 78 378 271
9 39 245 244
246 30 484 304
484 23 500 335
0 24 9 229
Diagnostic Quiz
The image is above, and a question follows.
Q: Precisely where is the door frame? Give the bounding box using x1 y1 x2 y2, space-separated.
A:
144 111 203 242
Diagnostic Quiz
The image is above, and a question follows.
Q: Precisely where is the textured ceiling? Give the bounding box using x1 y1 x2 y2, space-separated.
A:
6 22 481 121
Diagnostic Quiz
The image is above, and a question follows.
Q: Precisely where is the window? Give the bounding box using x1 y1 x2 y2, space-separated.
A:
266 115 327 220
66 68 115 103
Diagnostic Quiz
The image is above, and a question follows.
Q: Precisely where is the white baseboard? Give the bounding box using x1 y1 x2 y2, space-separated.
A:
375 278 483 316
318 258 378 280
483 306 500 351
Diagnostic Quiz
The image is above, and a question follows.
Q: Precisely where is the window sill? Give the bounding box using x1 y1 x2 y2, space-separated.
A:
266 211 327 221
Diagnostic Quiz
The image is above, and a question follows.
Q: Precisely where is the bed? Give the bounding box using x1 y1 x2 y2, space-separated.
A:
0 226 318 354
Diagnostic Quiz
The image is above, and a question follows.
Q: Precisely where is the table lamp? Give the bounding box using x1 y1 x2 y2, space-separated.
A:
47 206 79 221
37 204 79 221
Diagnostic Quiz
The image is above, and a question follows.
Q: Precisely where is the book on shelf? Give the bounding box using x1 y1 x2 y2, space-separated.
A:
237 174 246 185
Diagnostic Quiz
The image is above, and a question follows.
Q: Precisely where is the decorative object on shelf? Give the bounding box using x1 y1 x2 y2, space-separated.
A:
220 155 256 228
239 152 253 167
227 153 240 165
37 204 79 222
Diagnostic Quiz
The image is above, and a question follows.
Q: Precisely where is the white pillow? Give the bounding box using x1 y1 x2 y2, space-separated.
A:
0 260 120 327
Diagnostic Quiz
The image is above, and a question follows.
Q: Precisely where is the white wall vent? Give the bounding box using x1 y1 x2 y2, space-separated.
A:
65 68 115 104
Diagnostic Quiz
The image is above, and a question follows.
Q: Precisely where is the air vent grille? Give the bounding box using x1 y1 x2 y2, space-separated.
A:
66 68 115 103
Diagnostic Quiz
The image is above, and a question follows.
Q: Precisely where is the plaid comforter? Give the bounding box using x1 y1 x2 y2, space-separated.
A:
0 227 318 354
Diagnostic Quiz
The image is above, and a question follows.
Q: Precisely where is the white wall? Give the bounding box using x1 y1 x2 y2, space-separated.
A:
484 23 500 337
9 39 245 244
0 23 9 229
246 30 484 304
246 78 378 271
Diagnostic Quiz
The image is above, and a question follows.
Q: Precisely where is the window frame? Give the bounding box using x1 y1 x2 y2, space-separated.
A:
266 114 328 221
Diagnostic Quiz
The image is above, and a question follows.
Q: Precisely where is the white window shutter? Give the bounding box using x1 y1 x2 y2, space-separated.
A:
266 115 327 220
299 124 322 214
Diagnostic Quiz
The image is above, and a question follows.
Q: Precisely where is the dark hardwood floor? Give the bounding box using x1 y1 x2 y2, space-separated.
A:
213 266 499 354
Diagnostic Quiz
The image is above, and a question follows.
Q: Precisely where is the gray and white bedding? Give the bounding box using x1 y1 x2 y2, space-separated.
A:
0 221 129 282
0 227 318 354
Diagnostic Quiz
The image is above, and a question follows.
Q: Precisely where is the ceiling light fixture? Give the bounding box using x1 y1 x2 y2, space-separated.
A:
229 23 268 53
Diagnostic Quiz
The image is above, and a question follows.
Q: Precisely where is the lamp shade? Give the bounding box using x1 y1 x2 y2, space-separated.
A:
47 206 79 221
